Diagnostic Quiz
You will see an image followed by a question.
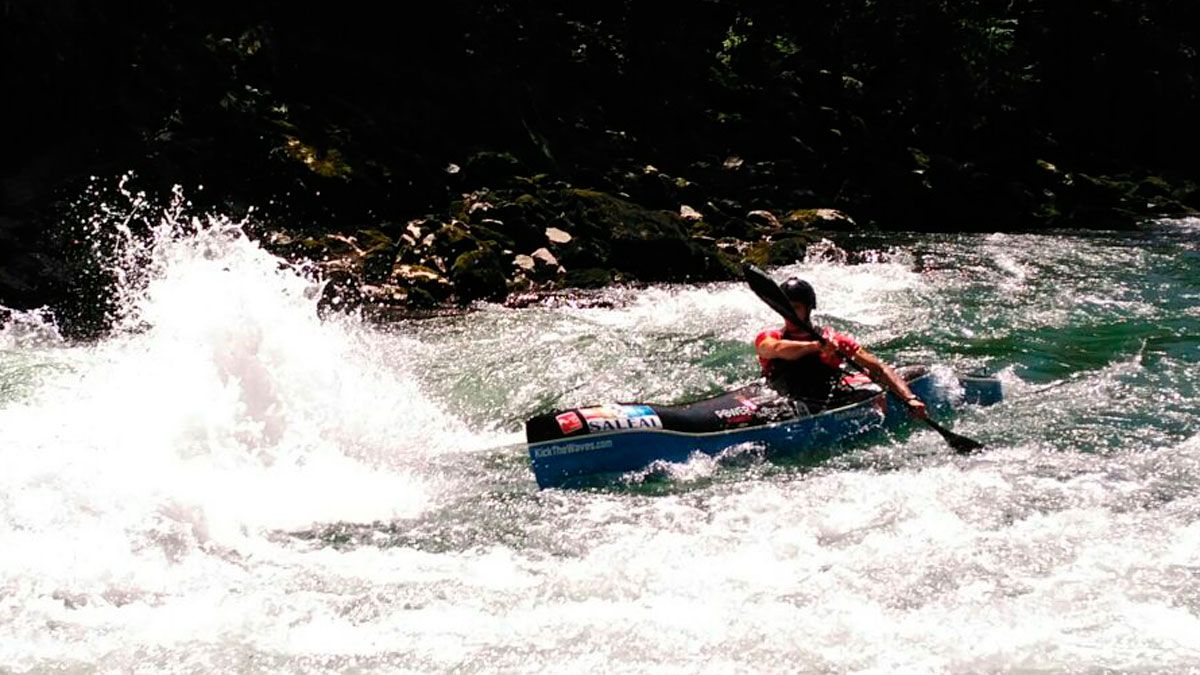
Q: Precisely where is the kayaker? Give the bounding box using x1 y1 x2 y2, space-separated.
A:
754 277 928 417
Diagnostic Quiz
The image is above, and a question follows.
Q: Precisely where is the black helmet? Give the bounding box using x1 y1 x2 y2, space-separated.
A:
780 277 817 309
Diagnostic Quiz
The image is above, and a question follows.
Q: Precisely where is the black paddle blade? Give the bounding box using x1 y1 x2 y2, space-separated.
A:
742 264 803 326
923 417 985 454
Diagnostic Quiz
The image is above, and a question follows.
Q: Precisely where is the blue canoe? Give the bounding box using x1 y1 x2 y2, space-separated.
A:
525 366 1002 489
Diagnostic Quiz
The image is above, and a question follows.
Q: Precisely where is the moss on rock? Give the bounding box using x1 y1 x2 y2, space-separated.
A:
743 234 818 267
561 267 614 288
783 208 856 231
450 245 508 302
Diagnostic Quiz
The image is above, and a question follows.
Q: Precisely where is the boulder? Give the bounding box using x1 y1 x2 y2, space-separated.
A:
356 229 397 283
561 267 614 288
679 204 703 221
390 262 451 304
1066 173 1130 206
514 247 563 283
317 270 363 318
431 220 482 260
450 245 508 302
743 233 818 268
693 199 753 240
460 151 528 189
746 210 781 230
782 208 855 231
1180 184 1200 210
1131 176 1172 199
617 165 696 209
315 233 362 259
545 227 572 244
530 247 559 268
471 193 554 252
556 188 737 281
513 254 536 271
1057 173 1141 228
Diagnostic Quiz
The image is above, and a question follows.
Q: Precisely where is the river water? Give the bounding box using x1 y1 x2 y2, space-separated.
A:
1 188 1197 673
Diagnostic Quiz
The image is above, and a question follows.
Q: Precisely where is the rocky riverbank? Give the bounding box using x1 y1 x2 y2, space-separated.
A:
4 149 1197 337
262 182 857 317
4 2 1199 335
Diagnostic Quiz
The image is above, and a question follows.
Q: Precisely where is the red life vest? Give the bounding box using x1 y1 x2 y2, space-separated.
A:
754 326 861 408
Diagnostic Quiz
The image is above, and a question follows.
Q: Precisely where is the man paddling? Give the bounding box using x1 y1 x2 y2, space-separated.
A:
754 277 928 417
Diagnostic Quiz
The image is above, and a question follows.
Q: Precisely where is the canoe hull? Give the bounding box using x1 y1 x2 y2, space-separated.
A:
526 369 1002 489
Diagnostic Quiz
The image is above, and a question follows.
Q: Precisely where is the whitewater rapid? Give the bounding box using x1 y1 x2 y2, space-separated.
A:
1 190 1197 672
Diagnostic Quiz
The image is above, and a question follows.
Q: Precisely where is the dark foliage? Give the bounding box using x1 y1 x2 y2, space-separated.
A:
3 0 1198 322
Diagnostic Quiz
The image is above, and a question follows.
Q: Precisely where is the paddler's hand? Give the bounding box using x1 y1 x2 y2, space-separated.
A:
817 341 842 365
904 396 928 418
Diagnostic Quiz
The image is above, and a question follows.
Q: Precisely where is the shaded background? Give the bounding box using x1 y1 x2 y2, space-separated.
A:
4 0 1199 327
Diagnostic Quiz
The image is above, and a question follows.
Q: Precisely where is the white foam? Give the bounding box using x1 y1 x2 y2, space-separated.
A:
0 182 513 669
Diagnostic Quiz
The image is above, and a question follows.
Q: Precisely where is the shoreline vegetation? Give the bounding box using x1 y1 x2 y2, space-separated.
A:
3 2 1199 336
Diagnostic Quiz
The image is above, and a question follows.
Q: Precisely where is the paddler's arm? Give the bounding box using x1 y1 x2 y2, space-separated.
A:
755 335 826 360
850 349 928 418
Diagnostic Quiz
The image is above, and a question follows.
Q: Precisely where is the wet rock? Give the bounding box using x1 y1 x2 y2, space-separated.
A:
716 237 750 257
746 210 781 230
557 188 736 282
455 190 496 220
460 151 527 189
562 267 613 288
513 254 536 271
1145 197 1192 216
531 247 559 268
450 244 507 302
357 229 397 283
1053 173 1144 228
532 248 563 279
390 262 450 302
432 220 482 260
615 164 701 210
359 282 411 307
388 218 446 269
1066 173 1130 205
743 233 819 267
545 227 572 244
1131 176 1172 199
391 263 443 283
694 200 753 240
783 208 856 231
1180 184 1200 210
512 247 562 284
272 235 338 271
486 194 555 251
317 270 363 318
401 286 440 309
